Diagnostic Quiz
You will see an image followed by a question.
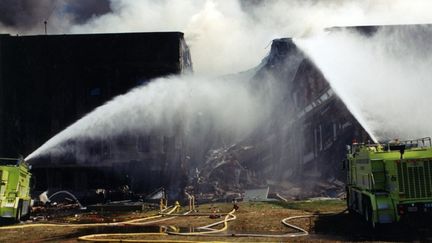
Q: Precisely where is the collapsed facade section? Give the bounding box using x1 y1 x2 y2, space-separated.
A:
190 37 371 200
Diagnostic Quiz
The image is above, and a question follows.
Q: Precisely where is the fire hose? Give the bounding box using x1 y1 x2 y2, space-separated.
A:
167 209 311 238
0 200 347 241
166 209 237 236
76 209 238 242
77 207 198 242
0 204 180 230
76 208 323 242
166 209 348 239
219 209 348 238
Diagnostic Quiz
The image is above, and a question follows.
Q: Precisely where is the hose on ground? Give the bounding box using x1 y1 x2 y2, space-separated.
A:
167 209 236 236
78 208 196 242
2 200 348 242
168 207 349 238
176 213 312 238
79 232 229 243
0 205 180 230
78 207 317 241
77 207 350 241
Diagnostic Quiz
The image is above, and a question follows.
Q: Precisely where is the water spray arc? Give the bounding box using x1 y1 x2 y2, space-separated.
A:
294 25 432 141
25 74 271 162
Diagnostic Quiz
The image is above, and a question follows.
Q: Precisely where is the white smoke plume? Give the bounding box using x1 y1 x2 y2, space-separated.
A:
295 25 432 141
3 0 432 75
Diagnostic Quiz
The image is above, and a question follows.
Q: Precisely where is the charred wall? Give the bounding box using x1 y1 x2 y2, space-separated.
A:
0 32 191 156
0 32 192 199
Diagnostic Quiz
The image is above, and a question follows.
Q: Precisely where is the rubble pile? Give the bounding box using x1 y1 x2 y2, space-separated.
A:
31 202 81 222
188 144 266 202
186 142 346 202
272 177 345 200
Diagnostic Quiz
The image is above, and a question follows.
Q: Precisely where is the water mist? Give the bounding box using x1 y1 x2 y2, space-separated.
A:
295 25 432 141
25 74 274 162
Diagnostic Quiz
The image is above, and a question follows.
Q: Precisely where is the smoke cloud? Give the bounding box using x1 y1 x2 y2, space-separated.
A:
66 0 432 75
0 0 111 33
0 0 57 29
3 0 432 75
3 1 432 163
295 25 432 141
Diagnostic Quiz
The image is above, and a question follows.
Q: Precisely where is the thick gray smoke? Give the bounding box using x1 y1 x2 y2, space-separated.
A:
0 0 57 29
63 0 111 24
0 0 111 33
295 25 432 141
25 74 275 161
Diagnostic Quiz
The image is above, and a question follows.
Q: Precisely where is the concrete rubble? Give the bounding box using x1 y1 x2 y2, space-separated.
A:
187 144 265 202
186 143 345 202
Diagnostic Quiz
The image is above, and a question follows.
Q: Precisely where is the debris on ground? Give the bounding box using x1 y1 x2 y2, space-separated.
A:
187 144 267 202
184 144 346 203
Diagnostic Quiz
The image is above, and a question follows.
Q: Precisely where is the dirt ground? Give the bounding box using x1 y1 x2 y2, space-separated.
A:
1 200 432 242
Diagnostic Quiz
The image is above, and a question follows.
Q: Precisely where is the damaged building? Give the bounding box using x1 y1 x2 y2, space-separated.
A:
190 29 373 200
0 32 192 201
0 27 380 202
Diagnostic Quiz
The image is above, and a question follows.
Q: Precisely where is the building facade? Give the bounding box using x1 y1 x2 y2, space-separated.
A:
0 32 192 200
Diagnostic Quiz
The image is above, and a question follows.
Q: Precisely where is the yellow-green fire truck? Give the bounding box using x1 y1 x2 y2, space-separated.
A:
0 158 31 221
346 137 432 227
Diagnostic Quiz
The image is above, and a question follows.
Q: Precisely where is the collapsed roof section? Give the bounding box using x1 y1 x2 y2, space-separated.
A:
191 35 371 200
